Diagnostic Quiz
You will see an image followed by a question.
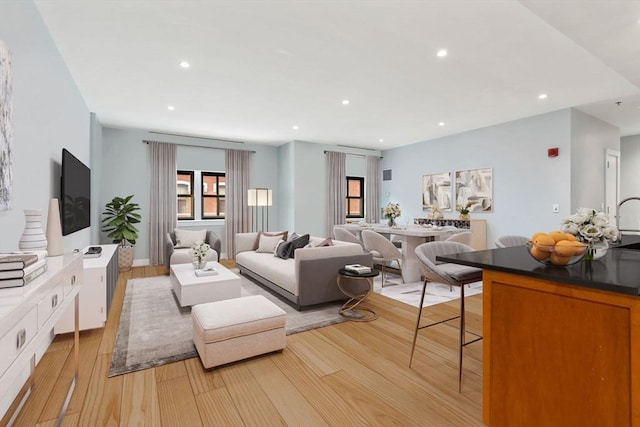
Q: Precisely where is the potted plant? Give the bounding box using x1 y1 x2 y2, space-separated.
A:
458 202 472 220
101 195 141 271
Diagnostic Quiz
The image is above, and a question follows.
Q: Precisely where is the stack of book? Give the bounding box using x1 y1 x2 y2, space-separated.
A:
344 264 372 274
0 251 48 289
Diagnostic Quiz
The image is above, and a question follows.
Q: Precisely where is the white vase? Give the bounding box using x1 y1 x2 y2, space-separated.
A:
46 198 64 256
18 209 48 251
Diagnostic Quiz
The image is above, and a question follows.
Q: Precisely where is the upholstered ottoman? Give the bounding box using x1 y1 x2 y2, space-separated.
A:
192 295 287 368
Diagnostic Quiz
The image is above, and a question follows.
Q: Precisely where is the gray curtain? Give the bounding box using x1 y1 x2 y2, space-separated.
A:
225 149 252 258
148 141 177 265
326 151 346 236
365 155 380 223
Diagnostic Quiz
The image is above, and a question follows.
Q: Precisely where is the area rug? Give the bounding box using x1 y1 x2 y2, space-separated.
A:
109 273 348 377
372 273 483 307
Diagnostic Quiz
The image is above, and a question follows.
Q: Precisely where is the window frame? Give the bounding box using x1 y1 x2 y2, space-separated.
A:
201 171 226 220
176 170 195 220
346 176 365 219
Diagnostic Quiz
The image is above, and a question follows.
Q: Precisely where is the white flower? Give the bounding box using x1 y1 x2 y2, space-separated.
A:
561 208 618 243
189 240 211 261
383 203 401 219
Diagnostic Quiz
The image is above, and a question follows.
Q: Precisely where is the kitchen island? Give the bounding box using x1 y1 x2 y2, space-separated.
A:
438 238 640 427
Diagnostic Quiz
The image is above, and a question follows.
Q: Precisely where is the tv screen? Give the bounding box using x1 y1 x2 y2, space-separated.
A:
61 148 91 235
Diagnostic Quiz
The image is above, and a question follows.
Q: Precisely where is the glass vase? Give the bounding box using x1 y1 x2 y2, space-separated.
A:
193 258 207 270
388 217 396 228
584 239 608 261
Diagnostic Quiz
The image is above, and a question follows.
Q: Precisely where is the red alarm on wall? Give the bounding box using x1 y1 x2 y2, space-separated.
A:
548 147 559 157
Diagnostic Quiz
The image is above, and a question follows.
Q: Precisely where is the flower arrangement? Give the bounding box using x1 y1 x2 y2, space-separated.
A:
457 202 472 215
383 203 401 227
561 208 618 261
189 240 211 269
561 208 619 243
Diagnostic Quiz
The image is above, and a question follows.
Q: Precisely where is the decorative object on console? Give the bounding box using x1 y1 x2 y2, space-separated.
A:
455 168 493 212
189 240 211 269
561 208 618 261
383 202 401 228
248 188 272 232
46 198 64 256
0 40 12 212
18 209 47 251
457 202 472 221
422 172 452 211
101 194 141 271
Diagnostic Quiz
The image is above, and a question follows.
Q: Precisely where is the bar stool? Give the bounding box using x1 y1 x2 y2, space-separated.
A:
410 241 483 392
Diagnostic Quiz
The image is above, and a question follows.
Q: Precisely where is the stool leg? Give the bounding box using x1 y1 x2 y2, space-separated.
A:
459 283 466 393
409 279 428 367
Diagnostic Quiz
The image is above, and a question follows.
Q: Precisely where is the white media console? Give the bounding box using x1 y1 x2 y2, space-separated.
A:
55 244 118 333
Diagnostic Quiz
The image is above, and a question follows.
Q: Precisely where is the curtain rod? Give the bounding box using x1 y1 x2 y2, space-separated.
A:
143 140 255 153
323 150 383 159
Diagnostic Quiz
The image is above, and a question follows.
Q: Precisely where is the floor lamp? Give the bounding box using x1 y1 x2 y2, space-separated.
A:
248 188 272 232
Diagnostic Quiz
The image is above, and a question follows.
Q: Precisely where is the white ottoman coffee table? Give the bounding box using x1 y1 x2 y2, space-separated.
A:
170 262 241 307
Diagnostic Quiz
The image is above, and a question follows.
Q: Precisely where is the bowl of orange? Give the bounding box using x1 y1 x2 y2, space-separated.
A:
527 231 587 266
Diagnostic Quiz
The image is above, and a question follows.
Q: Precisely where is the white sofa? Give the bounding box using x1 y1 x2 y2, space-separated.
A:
235 232 373 310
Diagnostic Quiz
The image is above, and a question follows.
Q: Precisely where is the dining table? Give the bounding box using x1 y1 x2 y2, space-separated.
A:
337 223 464 282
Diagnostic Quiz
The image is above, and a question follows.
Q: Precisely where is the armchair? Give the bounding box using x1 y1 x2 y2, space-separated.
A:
164 230 221 271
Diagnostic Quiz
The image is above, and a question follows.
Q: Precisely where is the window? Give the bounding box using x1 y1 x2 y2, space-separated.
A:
177 170 194 220
201 172 225 219
346 176 364 218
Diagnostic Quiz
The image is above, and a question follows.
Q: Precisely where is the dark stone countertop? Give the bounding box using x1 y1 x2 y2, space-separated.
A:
437 236 640 296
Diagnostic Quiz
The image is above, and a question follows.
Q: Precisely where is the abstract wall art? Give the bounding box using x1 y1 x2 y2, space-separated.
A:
422 172 452 211
0 40 13 211
455 168 493 212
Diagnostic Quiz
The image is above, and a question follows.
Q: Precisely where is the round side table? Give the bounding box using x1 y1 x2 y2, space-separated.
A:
336 268 380 321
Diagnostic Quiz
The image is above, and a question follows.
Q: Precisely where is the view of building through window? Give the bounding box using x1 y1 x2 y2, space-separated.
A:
346 176 364 218
177 170 226 220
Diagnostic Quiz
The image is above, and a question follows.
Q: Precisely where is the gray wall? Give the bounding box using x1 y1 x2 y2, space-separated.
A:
621 134 640 232
570 109 620 212
0 1 91 253
380 109 573 246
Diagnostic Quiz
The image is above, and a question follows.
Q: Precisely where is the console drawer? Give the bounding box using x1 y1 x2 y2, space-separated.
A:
0 306 37 378
37 280 64 329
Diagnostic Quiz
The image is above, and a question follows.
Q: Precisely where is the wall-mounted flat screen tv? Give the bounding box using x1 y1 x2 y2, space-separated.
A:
61 148 91 235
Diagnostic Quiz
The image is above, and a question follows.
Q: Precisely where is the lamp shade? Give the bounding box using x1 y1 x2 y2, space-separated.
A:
248 188 272 207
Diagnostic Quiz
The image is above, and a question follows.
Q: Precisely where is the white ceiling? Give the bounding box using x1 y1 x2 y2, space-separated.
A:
34 0 640 150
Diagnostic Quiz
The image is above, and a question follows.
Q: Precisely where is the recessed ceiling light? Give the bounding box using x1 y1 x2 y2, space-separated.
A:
438 122 445 127
436 49 448 58
342 99 350 105
292 125 299 130
167 105 175 111
379 138 384 143
538 93 548 100
179 61 190 68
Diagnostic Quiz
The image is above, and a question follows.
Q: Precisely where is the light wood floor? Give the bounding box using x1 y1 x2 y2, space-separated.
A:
11 261 484 426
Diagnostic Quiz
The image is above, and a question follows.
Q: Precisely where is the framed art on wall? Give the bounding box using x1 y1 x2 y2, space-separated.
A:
422 172 452 211
455 168 493 212
0 40 13 211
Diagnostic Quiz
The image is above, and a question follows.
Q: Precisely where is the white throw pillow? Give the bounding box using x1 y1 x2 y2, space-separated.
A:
257 235 283 253
174 229 207 248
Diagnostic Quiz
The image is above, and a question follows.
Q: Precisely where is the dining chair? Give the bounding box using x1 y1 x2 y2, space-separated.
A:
445 231 473 246
333 226 365 249
361 229 403 287
495 234 529 248
410 241 483 392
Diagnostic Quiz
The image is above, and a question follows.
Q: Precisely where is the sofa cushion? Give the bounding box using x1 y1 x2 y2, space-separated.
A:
257 234 283 253
274 240 291 259
259 230 288 241
289 234 310 258
313 238 333 247
174 229 207 248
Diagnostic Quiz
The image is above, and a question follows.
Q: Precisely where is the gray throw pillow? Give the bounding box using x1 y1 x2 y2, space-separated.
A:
275 240 293 259
288 234 310 258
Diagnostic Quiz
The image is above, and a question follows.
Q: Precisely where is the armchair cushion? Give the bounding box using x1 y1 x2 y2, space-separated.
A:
174 229 207 248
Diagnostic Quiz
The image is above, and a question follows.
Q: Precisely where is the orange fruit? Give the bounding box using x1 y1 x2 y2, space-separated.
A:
533 234 555 251
565 233 578 241
531 232 546 242
530 246 550 260
549 230 569 243
554 240 575 257
550 252 571 265
570 241 587 255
